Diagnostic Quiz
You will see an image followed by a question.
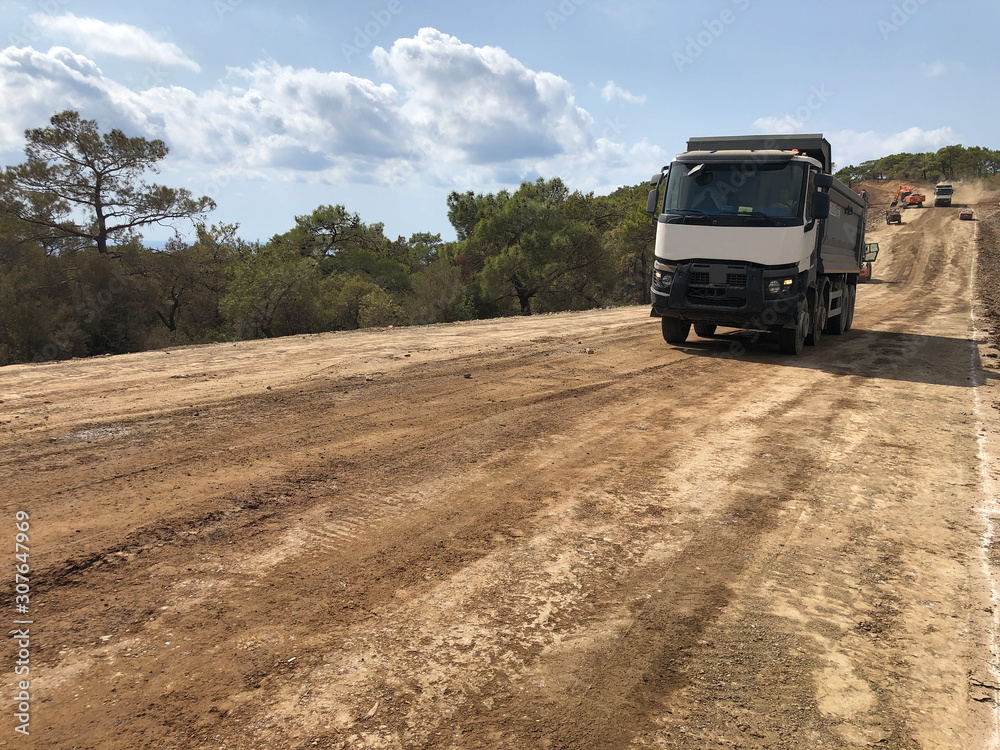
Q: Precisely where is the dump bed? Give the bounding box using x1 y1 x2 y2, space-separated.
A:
820 178 867 274
686 134 832 171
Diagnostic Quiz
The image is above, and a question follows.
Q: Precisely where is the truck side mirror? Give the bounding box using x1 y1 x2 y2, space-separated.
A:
646 188 660 217
815 173 833 189
649 172 663 188
863 242 880 262
812 193 831 219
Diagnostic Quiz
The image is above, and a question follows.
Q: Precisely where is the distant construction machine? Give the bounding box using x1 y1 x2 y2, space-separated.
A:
890 185 925 208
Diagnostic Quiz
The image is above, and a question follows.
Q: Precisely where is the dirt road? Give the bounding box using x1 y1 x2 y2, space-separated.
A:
3 192 1000 749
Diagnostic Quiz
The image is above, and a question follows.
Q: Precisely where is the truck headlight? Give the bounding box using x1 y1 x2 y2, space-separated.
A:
767 278 794 294
654 270 673 286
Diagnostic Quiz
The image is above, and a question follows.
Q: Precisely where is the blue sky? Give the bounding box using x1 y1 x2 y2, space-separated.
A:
1 0 995 245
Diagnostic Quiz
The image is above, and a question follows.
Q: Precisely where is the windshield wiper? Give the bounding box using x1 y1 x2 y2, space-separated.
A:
663 208 716 225
737 210 779 226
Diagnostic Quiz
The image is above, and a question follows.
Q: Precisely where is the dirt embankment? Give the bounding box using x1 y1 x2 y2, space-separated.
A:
976 206 1000 348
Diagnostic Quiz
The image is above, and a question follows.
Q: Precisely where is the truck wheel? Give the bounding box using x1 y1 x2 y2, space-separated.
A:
844 283 856 331
693 323 717 338
661 318 691 344
806 285 827 346
779 310 808 355
825 281 848 335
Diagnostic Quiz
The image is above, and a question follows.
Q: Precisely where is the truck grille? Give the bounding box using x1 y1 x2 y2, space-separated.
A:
686 287 744 307
688 264 749 288
684 263 749 308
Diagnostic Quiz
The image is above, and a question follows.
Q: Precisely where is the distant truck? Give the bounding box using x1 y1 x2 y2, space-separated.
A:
646 134 879 355
934 184 954 207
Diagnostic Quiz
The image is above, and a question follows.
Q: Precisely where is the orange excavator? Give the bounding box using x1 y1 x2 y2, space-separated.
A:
890 185 925 208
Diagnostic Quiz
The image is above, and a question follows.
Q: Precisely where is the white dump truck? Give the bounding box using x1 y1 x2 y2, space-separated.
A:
646 134 879 354
934 184 953 207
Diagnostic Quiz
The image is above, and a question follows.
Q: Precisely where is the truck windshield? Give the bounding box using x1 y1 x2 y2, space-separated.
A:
662 161 807 225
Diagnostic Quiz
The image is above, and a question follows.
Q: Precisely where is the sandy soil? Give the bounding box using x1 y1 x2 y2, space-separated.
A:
3 186 1000 749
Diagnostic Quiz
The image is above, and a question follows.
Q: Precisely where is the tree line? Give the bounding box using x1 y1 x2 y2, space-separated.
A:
835 144 1000 186
0 111 653 367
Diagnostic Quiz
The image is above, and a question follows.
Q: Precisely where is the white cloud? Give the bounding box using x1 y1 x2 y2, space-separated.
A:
921 60 946 77
0 29 659 201
752 115 805 135
372 28 594 167
0 46 404 172
828 126 961 166
752 85 836 138
0 46 136 150
601 81 646 105
29 13 200 72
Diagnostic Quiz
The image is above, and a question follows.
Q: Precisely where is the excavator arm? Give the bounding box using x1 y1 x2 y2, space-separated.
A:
890 185 911 207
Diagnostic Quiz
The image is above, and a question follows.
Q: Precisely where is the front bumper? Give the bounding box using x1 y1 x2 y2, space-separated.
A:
649 260 806 330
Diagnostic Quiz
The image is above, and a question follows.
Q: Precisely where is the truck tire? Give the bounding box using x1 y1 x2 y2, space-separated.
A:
825 280 848 335
661 318 691 344
806 284 827 346
844 283 856 331
779 310 808 355
693 323 717 338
